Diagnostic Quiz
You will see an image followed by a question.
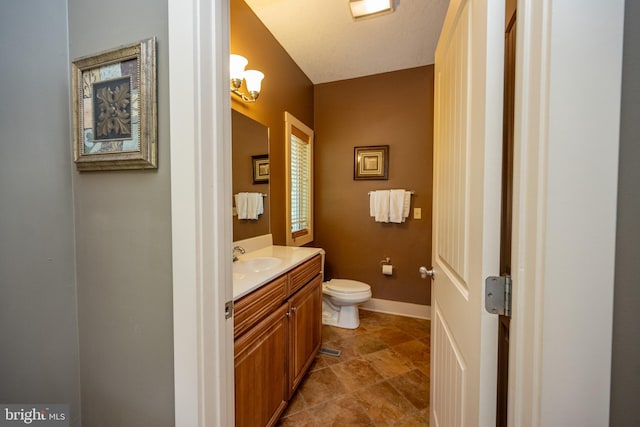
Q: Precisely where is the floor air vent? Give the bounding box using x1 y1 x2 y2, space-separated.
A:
319 347 342 357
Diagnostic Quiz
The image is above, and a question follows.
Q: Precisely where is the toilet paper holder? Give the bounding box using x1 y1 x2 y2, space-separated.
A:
380 257 394 275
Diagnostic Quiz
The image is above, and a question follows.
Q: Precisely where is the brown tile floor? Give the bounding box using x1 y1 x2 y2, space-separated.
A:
277 309 430 427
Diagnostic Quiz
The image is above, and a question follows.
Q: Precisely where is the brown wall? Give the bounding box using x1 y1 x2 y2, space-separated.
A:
232 0 434 305
314 67 434 305
231 0 314 245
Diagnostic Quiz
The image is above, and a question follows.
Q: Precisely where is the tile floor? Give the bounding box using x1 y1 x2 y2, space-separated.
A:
277 309 430 426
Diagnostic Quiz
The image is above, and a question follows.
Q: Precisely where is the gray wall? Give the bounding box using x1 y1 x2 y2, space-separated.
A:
67 0 174 425
610 0 640 425
0 1 80 425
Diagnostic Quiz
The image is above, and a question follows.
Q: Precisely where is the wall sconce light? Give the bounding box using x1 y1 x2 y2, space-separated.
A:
349 0 394 20
230 54 264 103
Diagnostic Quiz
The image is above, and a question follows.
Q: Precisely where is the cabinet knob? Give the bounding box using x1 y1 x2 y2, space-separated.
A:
291 306 297 313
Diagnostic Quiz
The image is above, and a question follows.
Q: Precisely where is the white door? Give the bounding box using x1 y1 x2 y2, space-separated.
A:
430 0 504 425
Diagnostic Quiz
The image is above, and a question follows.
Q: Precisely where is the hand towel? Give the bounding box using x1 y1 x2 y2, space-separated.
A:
402 191 412 222
235 193 248 219
246 193 263 220
370 192 376 217
371 190 390 222
389 189 406 223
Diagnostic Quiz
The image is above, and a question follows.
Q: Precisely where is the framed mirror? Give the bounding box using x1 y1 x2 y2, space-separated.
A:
232 109 270 241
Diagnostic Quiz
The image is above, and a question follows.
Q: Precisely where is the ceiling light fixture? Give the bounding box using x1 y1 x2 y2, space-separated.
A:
230 54 264 103
349 0 394 20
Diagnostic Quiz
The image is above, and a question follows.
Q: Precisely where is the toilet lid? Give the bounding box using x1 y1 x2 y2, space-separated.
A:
325 279 370 292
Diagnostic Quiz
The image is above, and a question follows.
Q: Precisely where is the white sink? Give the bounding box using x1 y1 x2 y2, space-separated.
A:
233 256 282 273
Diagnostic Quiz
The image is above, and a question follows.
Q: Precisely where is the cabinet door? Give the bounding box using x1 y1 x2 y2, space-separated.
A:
288 275 322 396
235 304 289 427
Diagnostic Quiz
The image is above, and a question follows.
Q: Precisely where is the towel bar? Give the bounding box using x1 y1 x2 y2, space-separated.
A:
368 190 414 195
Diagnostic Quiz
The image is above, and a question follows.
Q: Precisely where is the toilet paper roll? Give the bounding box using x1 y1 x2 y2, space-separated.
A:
382 264 393 275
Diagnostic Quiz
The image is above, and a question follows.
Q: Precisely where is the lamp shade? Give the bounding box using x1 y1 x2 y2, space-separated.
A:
244 70 264 94
230 54 248 81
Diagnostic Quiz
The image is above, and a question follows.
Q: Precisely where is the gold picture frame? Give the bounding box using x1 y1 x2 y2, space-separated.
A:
71 37 157 171
252 154 270 184
354 145 389 180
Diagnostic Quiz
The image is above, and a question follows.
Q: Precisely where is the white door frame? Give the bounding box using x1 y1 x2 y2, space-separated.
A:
168 0 235 425
509 0 624 425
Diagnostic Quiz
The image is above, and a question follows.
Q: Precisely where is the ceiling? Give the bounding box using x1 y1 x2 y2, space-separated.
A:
244 0 450 84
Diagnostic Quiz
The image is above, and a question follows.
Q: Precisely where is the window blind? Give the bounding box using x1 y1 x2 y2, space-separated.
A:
290 128 310 238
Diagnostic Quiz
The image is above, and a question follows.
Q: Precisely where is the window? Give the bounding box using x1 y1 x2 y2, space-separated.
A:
285 112 314 246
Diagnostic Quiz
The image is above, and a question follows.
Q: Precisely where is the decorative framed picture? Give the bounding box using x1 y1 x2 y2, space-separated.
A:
252 154 269 184
354 145 389 180
71 37 157 171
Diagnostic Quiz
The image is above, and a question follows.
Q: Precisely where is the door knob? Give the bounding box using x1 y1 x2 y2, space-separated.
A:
419 266 435 279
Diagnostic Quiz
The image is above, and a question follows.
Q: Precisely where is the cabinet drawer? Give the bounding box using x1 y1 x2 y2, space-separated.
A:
288 254 322 296
234 275 287 338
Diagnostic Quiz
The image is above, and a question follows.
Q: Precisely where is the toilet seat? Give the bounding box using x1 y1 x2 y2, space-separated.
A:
323 279 371 301
324 279 370 293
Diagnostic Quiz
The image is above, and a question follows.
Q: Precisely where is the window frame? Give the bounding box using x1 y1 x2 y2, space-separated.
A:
285 112 314 247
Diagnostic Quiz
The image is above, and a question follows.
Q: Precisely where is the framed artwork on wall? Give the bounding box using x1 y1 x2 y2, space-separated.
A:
252 154 269 184
71 37 157 171
354 145 389 180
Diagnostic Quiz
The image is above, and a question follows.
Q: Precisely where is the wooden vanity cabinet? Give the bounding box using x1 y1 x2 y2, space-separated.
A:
233 254 322 427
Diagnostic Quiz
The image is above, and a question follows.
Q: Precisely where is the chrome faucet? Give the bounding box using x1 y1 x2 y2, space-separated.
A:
232 246 246 262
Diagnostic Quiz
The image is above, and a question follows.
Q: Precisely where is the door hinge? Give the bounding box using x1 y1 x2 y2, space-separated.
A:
485 275 512 317
225 300 234 320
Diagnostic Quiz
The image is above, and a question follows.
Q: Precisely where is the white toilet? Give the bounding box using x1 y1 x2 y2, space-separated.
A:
322 279 372 329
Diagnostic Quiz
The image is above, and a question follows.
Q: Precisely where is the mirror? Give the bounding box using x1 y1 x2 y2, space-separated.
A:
232 109 270 241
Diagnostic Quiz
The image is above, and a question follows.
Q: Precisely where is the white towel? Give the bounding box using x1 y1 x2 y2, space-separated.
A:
369 192 376 217
235 192 263 220
389 190 406 223
246 193 263 220
402 191 411 222
370 190 390 222
235 193 248 219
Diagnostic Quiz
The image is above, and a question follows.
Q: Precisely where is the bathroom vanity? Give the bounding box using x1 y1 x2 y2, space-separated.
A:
233 245 323 427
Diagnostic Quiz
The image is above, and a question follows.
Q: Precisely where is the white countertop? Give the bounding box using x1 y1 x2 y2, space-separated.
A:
233 245 325 300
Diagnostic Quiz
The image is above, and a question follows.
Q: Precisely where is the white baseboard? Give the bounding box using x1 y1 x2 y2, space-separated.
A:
360 298 431 320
